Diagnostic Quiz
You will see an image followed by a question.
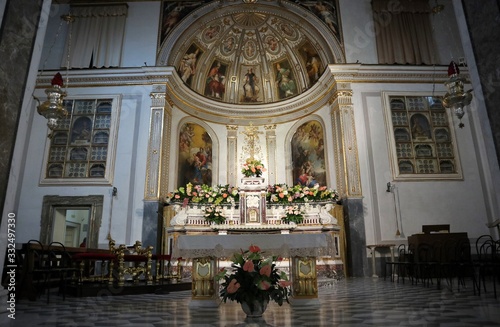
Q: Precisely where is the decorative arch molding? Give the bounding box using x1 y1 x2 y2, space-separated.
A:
174 117 220 188
157 0 344 105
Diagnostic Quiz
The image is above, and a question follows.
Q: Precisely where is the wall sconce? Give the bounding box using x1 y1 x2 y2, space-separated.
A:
442 61 473 128
36 13 74 137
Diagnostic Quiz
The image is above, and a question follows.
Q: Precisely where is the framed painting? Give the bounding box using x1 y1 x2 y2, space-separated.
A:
177 122 213 186
291 120 327 187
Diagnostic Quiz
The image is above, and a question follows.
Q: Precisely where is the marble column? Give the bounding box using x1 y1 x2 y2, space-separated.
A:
0 1 45 324
142 86 171 253
461 1 500 168
330 82 367 277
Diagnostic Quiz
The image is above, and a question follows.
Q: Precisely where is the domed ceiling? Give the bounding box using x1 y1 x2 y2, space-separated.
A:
157 0 345 105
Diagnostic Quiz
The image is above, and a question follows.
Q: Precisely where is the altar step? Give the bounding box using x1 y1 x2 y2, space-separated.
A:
66 280 192 297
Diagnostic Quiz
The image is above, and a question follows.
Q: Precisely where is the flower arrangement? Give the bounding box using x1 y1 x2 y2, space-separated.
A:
241 158 266 177
282 205 304 224
204 204 226 224
267 183 339 204
216 245 291 307
165 183 239 205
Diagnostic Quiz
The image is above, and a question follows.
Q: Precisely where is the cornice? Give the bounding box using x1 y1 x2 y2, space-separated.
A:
35 64 468 125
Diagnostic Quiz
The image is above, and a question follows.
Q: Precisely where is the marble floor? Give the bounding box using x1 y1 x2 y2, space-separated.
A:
8 277 500 327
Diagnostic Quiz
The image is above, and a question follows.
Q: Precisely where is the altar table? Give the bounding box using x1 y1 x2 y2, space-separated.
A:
173 233 334 306
174 233 334 259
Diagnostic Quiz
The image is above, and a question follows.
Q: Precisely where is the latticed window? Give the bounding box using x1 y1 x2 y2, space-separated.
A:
385 94 461 179
46 98 113 179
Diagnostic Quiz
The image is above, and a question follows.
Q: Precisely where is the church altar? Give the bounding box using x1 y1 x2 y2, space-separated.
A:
173 233 334 306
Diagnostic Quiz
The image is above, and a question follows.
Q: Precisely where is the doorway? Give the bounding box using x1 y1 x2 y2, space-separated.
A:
40 195 103 248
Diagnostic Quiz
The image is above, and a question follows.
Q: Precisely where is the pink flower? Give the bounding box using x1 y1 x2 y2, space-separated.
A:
243 260 255 272
257 280 271 290
249 245 261 253
279 280 292 287
227 279 241 294
259 264 271 277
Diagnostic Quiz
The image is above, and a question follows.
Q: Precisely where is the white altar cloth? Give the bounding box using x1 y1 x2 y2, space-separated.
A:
174 233 334 259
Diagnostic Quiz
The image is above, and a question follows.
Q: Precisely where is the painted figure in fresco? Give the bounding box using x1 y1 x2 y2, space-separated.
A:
306 56 321 84
265 35 279 52
303 1 338 35
206 62 225 99
242 68 259 102
179 48 200 83
223 37 235 53
204 25 220 40
276 63 296 98
161 2 203 41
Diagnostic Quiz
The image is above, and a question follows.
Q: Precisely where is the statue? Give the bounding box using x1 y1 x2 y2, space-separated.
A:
319 203 337 225
171 205 188 226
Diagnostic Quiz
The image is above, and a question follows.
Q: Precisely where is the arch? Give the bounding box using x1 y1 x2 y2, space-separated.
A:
157 0 344 105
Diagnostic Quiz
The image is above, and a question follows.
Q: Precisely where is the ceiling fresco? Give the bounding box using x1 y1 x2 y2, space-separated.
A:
157 0 344 104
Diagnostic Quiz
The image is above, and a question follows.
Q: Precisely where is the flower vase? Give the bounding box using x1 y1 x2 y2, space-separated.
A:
240 298 269 318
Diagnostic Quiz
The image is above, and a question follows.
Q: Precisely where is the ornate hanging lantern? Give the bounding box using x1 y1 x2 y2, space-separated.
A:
37 72 68 134
442 61 473 128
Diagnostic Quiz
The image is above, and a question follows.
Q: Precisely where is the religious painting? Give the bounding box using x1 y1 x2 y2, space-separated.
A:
410 113 432 140
71 116 93 144
263 34 281 55
204 61 227 100
177 122 213 187
240 65 263 103
159 1 205 46
201 24 221 43
299 41 324 86
221 35 237 55
291 121 327 187
177 44 203 86
274 60 297 100
298 0 342 42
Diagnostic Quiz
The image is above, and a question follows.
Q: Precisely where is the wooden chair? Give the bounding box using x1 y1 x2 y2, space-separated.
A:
45 242 77 302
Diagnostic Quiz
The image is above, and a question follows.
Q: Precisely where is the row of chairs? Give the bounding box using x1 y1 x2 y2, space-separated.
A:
386 235 500 298
12 239 178 302
23 240 76 303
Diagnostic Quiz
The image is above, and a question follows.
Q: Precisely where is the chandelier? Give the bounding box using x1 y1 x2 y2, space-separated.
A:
442 61 473 128
36 13 74 137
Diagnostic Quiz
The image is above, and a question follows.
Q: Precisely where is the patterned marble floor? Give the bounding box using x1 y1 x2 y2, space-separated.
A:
8 277 500 327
